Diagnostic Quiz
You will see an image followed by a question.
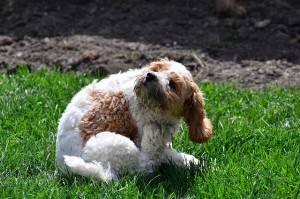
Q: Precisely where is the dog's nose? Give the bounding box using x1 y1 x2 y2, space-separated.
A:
146 72 157 81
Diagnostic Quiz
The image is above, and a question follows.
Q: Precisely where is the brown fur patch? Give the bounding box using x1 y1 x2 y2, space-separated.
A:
182 82 212 143
78 91 138 145
169 72 185 92
161 73 186 117
148 60 169 72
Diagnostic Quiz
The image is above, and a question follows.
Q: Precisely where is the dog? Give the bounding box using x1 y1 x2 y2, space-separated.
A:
56 59 212 182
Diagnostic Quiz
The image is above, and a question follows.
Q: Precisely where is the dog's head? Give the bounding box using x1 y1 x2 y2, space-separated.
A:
134 59 212 143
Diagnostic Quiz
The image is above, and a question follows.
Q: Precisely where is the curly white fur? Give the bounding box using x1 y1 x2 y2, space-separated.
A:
56 59 212 182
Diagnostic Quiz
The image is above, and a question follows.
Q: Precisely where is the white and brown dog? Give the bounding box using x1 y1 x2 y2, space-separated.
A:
56 59 212 182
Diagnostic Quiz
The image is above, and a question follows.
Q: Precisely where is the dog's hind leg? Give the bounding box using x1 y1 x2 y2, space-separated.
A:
64 132 140 182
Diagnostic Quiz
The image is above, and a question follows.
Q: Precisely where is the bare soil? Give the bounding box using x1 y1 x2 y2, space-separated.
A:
1 0 300 88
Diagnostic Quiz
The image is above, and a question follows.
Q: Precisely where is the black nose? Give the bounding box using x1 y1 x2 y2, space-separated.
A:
146 72 157 81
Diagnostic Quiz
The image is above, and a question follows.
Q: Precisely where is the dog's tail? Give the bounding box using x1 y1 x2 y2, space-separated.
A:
63 155 117 183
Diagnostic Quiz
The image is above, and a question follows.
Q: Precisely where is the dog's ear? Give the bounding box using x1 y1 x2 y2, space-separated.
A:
182 82 212 143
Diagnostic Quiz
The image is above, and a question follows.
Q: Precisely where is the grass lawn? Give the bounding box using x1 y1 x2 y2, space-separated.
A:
0 67 299 198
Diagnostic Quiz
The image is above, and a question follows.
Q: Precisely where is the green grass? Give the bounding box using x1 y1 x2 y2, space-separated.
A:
0 67 299 198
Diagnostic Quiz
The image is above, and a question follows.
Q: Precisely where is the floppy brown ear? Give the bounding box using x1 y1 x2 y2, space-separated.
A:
182 83 212 143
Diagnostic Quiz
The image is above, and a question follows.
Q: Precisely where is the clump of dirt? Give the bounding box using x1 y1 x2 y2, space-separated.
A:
0 0 300 88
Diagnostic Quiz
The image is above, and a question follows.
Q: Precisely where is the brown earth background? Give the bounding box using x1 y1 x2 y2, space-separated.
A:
0 0 300 88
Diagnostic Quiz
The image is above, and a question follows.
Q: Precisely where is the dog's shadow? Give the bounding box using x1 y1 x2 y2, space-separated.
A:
135 162 207 197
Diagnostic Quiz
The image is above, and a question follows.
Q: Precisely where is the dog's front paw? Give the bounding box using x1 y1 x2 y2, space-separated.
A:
182 154 200 166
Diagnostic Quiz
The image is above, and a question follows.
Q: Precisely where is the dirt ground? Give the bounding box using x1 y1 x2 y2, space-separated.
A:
0 0 300 88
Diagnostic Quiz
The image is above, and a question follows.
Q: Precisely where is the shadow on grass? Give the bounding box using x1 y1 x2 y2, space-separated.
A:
137 163 206 197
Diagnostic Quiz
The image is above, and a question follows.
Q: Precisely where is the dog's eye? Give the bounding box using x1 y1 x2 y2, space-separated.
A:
169 80 177 90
